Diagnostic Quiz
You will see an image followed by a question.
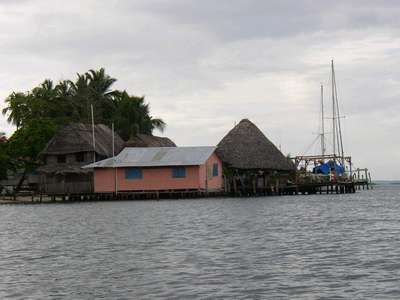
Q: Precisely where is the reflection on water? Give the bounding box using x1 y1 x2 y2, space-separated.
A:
1 185 400 299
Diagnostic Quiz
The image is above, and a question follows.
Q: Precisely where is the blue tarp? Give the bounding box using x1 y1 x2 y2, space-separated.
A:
313 160 345 175
314 163 330 174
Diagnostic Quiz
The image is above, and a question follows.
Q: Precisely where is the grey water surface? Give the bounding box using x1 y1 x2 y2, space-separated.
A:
1 185 400 299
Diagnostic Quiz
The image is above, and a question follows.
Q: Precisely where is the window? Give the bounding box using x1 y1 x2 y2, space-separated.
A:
125 168 143 180
172 166 186 178
207 165 212 179
57 155 66 163
212 163 218 177
76 152 85 162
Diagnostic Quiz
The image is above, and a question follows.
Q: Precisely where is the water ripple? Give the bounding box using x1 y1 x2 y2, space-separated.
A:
0 185 400 299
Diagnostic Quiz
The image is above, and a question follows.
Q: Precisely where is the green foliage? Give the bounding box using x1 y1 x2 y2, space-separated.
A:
2 68 165 136
0 143 10 180
112 91 165 140
6 119 58 171
1 68 166 178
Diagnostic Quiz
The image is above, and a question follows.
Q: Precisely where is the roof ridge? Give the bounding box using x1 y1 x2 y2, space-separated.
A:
83 146 217 169
216 119 293 171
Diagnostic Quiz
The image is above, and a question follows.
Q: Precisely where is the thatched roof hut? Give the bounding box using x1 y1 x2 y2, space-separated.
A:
37 123 125 194
125 134 176 147
41 123 125 157
216 119 293 171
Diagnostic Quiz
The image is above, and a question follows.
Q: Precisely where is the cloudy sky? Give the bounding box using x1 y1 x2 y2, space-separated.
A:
0 0 399 179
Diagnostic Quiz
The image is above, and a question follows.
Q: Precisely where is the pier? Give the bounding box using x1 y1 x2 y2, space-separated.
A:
0 178 372 204
0 189 226 204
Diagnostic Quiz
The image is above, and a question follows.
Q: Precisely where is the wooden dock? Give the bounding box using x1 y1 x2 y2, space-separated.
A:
0 189 225 204
226 181 363 197
1 180 373 204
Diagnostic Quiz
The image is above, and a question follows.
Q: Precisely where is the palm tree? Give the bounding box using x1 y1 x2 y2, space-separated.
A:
86 68 117 99
86 68 117 123
2 92 30 128
55 80 80 122
3 68 167 139
112 91 166 140
68 68 117 123
68 73 91 122
30 80 57 119
150 117 166 132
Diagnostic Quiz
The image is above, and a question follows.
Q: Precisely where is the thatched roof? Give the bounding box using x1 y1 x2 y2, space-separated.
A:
216 119 294 171
125 134 176 147
37 164 93 175
41 123 125 156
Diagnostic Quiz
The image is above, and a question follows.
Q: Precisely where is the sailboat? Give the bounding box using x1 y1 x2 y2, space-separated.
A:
295 60 351 180
315 61 347 175
293 60 373 191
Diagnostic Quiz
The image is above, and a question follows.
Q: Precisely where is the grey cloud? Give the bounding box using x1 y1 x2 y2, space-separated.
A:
120 0 400 41
0 0 399 179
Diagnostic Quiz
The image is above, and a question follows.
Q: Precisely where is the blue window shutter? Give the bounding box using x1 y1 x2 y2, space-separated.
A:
213 163 218 177
172 166 186 178
125 168 143 180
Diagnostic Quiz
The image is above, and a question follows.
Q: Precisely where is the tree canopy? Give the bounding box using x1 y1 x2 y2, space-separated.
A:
2 68 165 137
1 68 166 183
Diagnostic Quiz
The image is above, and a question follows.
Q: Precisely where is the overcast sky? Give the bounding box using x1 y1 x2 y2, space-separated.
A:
1 0 399 179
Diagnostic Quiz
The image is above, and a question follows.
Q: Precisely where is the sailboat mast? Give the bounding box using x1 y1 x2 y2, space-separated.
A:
333 68 344 162
112 122 115 157
91 104 96 163
331 60 336 157
332 61 345 164
320 84 326 156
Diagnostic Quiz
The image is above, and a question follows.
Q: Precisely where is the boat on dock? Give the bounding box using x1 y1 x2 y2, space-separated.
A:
292 60 371 194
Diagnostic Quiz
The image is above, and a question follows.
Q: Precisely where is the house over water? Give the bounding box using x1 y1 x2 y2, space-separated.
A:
37 123 124 195
83 146 222 193
216 119 294 195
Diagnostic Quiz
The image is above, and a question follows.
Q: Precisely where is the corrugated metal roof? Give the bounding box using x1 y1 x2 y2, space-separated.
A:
82 146 216 168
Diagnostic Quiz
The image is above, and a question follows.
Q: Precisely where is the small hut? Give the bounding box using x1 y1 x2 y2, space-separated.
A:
216 119 294 195
83 146 222 193
37 123 124 195
125 134 176 147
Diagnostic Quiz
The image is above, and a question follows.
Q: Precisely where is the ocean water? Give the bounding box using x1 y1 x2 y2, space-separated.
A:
1 184 400 299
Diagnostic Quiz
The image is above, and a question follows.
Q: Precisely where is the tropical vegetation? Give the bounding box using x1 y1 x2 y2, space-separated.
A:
0 68 166 187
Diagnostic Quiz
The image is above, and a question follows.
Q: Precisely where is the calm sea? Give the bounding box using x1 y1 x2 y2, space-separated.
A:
1 184 400 299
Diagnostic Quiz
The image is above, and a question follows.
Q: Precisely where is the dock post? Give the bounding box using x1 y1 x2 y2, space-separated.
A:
368 172 373 190
263 175 266 196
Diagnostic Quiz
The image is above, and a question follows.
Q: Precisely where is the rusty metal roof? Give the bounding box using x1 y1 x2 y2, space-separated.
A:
82 146 216 168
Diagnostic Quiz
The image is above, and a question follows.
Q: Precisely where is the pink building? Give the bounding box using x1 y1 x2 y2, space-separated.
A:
83 147 223 193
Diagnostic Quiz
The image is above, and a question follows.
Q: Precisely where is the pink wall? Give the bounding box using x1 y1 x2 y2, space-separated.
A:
119 166 200 191
94 153 223 193
198 153 223 191
94 168 115 192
